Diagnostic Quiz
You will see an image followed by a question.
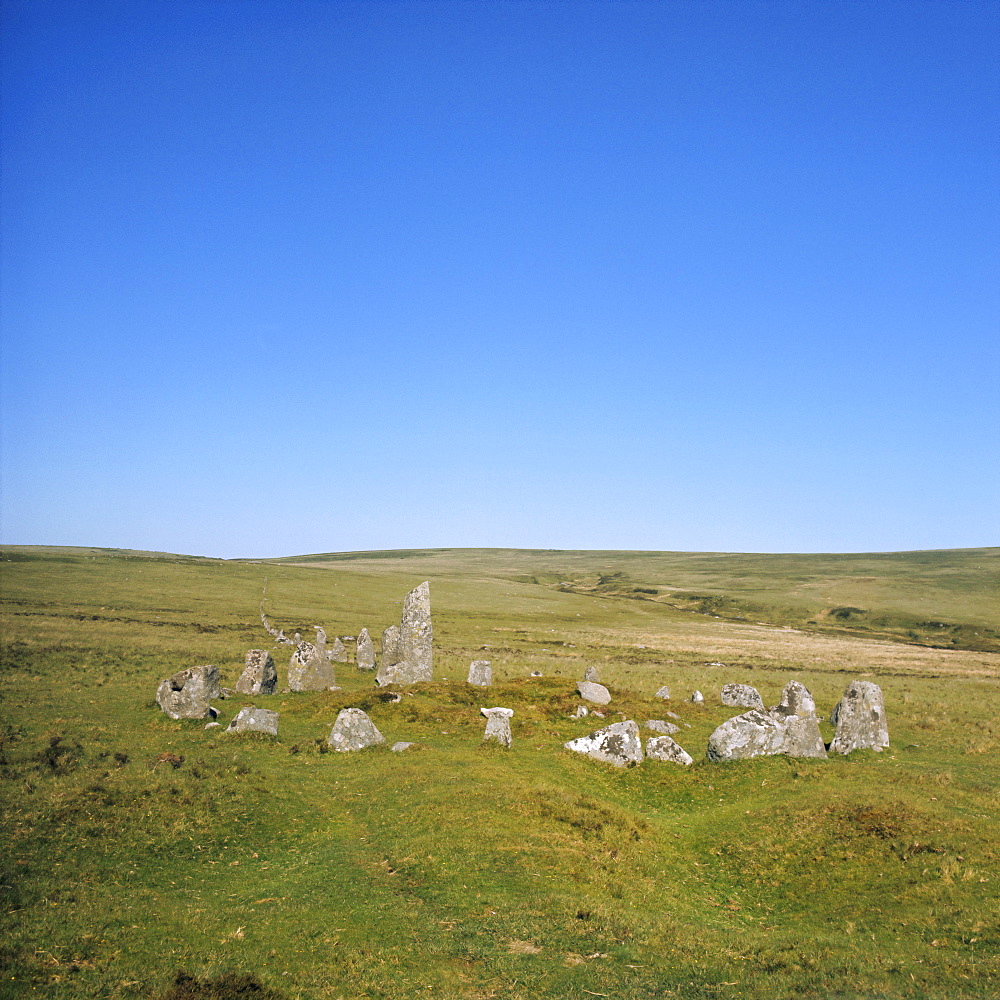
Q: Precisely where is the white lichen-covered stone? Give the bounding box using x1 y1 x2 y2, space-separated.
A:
288 642 337 692
829 680 889 755
468 660 492 686
645 719 680 735
576 681 611 705
706 709 787 761
156 665 221 719
564 720 643 768
645 735 693 765
235 650 277 696
355 628 377 671
376 583 433 685
225 706 279 736
720 683 764 710
654 685 671 700
327 708 385 751
481 707 514 747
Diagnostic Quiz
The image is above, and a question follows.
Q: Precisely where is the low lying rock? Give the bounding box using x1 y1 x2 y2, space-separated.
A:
654 686 671 700
645 719 680 735
571 705 589 718
225 706 279 736
235 650 277 696
327 708 385 751
829 680 889 754
468 660 492 686
645 735 693 765
391 741 414 752
481 707 514 747
576 681 611 705
564 720 643 767
706 709 786 761
720 683 763 710
156 665 221 719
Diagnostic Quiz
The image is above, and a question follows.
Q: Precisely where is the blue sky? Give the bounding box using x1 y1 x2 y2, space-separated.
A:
2 0 997 558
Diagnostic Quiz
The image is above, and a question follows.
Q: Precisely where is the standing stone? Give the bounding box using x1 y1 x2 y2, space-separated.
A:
690 690 704 704
156 665 220 719
329 637 349 663
235 650 277 696
769 680 827 758
654 686 671 700
721 683 764 710
356 628 377 671
584 665 601 683
468 660 492 686
481 707 514 747
376 583 433 685
564 721 644 768
829 680 889 755
645 719 681 735
576 681 611 705
706 709 787 761
380 625 400 668
225 706 279 736
327 708 385 751
645 735 693 765
288 642 338 692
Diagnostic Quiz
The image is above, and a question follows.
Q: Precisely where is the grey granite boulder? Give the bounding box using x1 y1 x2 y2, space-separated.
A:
645 734 693 765
829 680 889 754
645 719 681 735
356 628 377 671
706 709 787 761
468 660 492 686
288 642 338 692
225 706 279 736
721 683 764 710
584 665 601 683
330 637 349 663
654 685 671 700
481 707 514 747
327 708 385 751
235 650 277 696
376 582 433 685
564 720 643 767
576 681 611 705
769 680 826 758
156 665 221 719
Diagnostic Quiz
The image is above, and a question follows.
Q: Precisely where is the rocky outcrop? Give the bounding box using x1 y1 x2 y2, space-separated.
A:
327 708 385 751
235 650 277 696
645 734 693 765
576 681 611 705
156 665 221 719
376 583 433 685
564 720 643 768
829 680 889 754
468 660 492 686
481 707 513 747
721 683 764 710
356 628 377 671
225 706 279 736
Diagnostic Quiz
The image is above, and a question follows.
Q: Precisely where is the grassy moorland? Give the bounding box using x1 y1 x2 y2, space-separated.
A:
0 545 998 1000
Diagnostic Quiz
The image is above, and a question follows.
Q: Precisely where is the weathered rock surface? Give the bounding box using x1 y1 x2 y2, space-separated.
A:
584 665 601 683
225 706 279 736
829 680 889 755
645 734 693 765
576 681 611 705
645 719 681 735
769 680 827 758
571 705 589 718
720 683 764 710
481 707 514 747
156 665 221 719
329 637 349 663
391 741 414 752
654 685 671 700
770 679 817 719
380 625 401 668
376 583 433 685
564 720 643 767
356 628 377 671
235 650 277 696
288 642 337 692
327 708 385 751
706 709 787 761
468 660 492 686
690 690 704 704
665 711 682 720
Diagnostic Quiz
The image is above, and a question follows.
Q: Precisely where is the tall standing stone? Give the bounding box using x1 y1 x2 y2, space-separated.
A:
356 628 377 671
481 707 513 747
235 650 277 696
288 642 338 692
468 660 492 686
829 680 889 755
376 583 433 685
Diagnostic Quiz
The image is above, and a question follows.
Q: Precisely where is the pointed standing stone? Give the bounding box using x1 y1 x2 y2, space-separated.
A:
356 628 377 671
329 637 349 663
235 650 277 696
327 708 385 751
468 660 492 686
376 583 433 685
829 680 889 754
584 665 601 683
481 707 513 747
654 686 671 700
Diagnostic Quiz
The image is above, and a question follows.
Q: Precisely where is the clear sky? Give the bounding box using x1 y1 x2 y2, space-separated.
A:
2 0 997 558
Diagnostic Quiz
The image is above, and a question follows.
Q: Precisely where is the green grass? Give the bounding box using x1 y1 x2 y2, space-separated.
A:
1 546 998 999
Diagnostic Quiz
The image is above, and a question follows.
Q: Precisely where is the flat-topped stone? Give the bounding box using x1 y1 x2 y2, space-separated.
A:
481 706 514 747
706 709 787 761
564 720 643 768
